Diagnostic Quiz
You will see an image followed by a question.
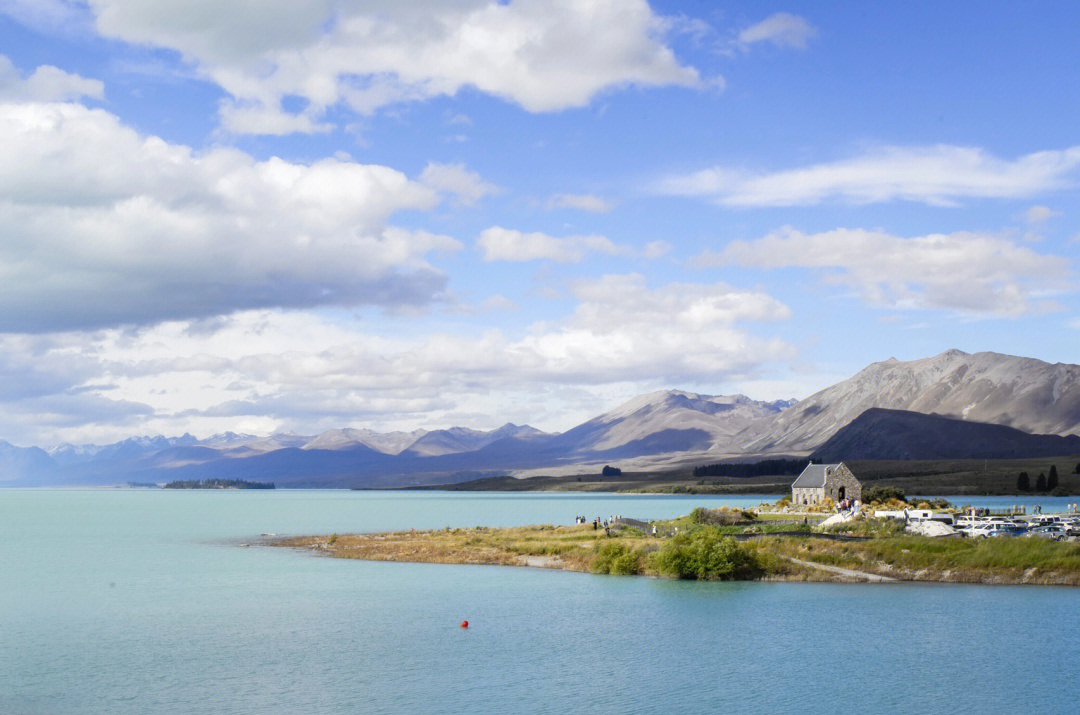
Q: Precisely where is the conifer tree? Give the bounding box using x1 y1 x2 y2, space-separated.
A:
1017 472 1030 491
1036 473 1047 491
1048 465 1059 491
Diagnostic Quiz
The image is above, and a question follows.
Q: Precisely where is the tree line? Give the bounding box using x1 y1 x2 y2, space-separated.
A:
1016 465 1063 493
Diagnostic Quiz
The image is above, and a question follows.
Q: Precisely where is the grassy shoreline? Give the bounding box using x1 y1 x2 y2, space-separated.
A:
270 517 1080 586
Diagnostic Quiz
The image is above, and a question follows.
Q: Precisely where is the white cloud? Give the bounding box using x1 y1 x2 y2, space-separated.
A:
419 162 502 206
447 294 520 315
0 1 89 35
218 100 331 135
478 294 519 313
737 13 816 50
695 227 1070 316
545 193 614 213
0 54 104 101
84 0 702 133
477 227 670 262
658 144 1080 207
477 226 621 263
1022 205 1060 224
643 240 672 259
0 276 794 443
0 100 461 332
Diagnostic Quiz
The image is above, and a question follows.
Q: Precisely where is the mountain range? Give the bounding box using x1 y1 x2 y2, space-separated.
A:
2 350 1079 488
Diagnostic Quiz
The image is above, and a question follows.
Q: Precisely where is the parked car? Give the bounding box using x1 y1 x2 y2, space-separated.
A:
964 524 1012 538
1027 525 1071 540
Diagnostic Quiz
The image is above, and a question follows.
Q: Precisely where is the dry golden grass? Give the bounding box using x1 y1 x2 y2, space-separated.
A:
276 523 831 582
753 535 1080 585
271 521 1080 585
276 524 602 572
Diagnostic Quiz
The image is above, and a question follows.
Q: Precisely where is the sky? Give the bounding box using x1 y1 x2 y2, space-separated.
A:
0 1 1078 446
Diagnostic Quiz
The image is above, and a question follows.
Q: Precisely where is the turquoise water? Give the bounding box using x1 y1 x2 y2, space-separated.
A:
3 490 1079 715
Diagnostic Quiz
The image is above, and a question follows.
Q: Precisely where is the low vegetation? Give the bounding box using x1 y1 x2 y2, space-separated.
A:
692 458 806 479
592 541 647 575
164 478 275 489
272 506 1080 586
754 534 1080 585
688 506 755 525
649 528 774 580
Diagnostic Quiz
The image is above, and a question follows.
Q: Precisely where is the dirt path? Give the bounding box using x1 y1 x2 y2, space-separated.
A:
786 557 897 583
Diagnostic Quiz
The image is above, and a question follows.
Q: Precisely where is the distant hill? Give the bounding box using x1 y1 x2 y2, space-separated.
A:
402 424 545 457
810 408 1080 462
546 390 792 459
0 441 57 484
301 428 429 455
741 350 1080 454
6 349 1080 487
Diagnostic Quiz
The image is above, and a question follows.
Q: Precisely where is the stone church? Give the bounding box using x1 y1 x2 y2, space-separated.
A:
791 462 862 505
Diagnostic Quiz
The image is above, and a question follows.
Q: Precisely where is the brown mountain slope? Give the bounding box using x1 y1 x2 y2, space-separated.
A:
741 350 1080 454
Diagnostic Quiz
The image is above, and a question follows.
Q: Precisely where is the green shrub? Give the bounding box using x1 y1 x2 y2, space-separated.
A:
648 527 762 580
592 541 643 575
688 507 753 526
328 533 338 545
863 485 906 504
821 518 905 537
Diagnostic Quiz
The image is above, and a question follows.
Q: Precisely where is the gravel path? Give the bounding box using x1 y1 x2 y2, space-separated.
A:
787 557 898 583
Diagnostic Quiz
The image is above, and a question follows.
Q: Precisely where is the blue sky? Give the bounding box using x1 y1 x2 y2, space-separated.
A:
0 1 1077 445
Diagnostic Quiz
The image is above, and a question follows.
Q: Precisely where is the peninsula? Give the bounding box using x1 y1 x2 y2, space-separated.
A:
271 506 1080 586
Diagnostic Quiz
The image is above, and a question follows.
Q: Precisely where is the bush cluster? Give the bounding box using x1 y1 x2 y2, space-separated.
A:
648 527 763 580
689 506 755 525
862 485 906 504
592 541 644 575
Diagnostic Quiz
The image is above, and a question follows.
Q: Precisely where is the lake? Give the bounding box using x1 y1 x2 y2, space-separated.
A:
3 489 1079 714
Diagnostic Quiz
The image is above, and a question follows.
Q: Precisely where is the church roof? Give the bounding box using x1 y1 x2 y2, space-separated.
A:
791 463 842 489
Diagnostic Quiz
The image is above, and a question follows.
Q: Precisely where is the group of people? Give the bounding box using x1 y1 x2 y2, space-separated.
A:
837 498 860 514
574 514 623 530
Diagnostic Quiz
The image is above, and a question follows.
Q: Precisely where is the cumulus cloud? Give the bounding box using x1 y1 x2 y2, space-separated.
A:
81 0 702 133
658 144 1080 207
477 227 622 263
737 13 816 50
0 100 461 332
694 227 1069 316
1022 205 1060 224
0 1 89 35
514 274 793 383
218 100 332 135
545 193 615 213
643 241 673 259
0 54 103 101
419 162 502 206
0 274 794 443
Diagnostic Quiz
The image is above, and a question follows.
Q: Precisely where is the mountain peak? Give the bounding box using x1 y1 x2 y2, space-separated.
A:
742 349 1080 454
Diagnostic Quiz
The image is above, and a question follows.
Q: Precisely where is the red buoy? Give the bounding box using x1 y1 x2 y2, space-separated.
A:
459 620 469 628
